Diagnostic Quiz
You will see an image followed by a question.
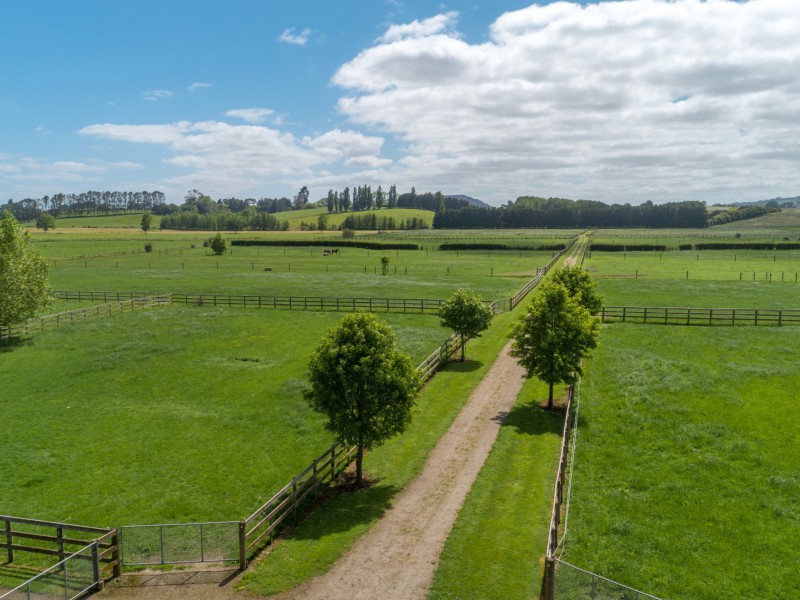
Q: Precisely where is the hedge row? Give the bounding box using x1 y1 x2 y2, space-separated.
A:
690 242 800 251
230 239 419 250
438 243 567 251
591 242 800 252
589 244 669 252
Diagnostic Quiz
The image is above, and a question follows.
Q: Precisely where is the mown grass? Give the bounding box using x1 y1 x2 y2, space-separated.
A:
273 206 435 230
565 324 800 599
44 213 161 229
428 376 564 600
0 307 447 527
44 243 556 302
585 250 800 307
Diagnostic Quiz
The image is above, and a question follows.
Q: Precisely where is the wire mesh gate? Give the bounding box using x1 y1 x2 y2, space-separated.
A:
120 522 240 567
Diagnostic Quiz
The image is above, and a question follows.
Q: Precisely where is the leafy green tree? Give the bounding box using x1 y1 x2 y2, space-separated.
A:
140 211 152 233
381 255 390 275
317 213 329 231
210 232 227 255
550 265 604 313
306 312 418 485
510 281 600 410
35 212 56 232
0 211 54 326
438 289 493 361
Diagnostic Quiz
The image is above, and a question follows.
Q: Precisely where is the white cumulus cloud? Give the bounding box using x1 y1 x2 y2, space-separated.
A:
279 27 312 46
378 11 460 43
225 108 275 124
78 121 389 198
333 0 800 203
188 82 214 92
142 89 174 102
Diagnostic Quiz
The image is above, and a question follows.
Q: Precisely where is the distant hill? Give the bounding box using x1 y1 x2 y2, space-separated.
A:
446 194 490 208
727 196 800 208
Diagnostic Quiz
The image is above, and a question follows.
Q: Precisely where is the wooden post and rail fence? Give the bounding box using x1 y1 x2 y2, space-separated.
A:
0 515 120 598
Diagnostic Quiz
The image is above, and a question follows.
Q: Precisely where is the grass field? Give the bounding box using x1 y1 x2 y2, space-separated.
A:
45 213 161 229
0 307 447 527
564 324 800 599
585 249 800 308
272 206 435 230
37 238 558 302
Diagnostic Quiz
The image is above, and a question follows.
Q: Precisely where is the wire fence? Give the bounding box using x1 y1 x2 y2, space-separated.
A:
553 560 663 600
0 542 101 600
541 381 664 600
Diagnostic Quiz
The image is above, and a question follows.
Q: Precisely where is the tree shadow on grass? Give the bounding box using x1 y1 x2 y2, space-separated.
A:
497 400 564 437
441 359 483 373
0 336 31 353
278 480 399 542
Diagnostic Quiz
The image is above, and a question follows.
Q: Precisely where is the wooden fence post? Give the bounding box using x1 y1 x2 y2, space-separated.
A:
92 542 103 591
112 529 121 577
238 521 247 571
543 556 556 600
4 519 13 563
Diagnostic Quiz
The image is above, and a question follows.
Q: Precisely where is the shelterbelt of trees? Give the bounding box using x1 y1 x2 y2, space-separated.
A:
3 191 166 221
432 197 778 229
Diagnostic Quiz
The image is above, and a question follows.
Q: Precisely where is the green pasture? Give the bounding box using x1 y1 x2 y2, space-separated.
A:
564 324 800 599
45 213 161 229
44 242 557 302
0 307 448 527
429 376 563 600
714 207 800 229
584 250 800 307
273 206 435 230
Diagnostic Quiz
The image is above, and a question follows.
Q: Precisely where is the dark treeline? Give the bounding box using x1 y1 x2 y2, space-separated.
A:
4 190 166 221
159 211 288 231
324 185 468 214
433 197 710 229
707 205 780 226
340 213 429 231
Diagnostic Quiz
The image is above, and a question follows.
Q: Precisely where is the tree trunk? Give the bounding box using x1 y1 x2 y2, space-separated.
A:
547 382 554 410
356 442 364 485
460 334 466 361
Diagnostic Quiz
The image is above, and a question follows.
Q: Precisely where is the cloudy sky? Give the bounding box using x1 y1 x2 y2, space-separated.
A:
2 0 799 206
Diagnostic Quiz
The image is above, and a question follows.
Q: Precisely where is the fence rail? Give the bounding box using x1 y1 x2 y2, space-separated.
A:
0 515 120 598
543 384 576 600
241 444 356 569
0 542 101 600
599 305 800 326
1 295 172 340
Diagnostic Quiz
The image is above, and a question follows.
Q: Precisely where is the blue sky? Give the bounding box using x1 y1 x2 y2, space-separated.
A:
2 0 799 206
